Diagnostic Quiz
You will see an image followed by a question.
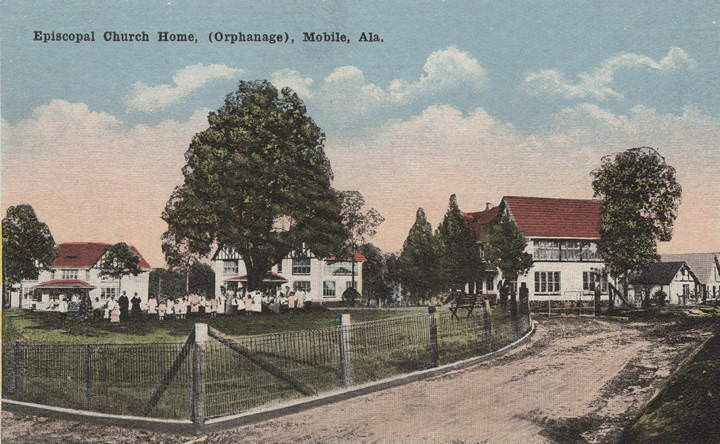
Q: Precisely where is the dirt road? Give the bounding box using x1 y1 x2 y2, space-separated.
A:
2 317 712 444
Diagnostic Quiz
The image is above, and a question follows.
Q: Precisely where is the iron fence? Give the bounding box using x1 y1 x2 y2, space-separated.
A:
2 306 532 422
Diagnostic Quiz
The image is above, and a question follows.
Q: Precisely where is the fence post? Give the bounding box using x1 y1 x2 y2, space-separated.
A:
82 344 92 410
190 323 207 424
482 299 493 352
13 339 26 400
427 306 439 367
338 313 353 386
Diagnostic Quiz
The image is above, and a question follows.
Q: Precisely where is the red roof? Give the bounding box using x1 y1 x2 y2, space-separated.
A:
503 196 601 239
329 251 367 262
463 206 499 240
53 242 151 270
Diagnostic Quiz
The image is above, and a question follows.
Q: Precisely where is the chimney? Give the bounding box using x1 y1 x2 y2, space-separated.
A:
485 202 491 210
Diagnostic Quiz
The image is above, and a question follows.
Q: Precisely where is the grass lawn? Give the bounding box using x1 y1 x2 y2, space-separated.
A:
2 307 424 343
621 330 720 443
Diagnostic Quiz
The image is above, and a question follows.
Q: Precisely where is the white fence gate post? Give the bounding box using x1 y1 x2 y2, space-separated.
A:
338 313 353 386
190 323 207 424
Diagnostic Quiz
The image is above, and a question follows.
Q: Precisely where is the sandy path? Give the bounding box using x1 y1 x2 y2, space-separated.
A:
2 317 711 444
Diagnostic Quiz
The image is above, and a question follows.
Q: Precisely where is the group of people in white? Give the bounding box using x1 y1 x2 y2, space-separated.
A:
98 285 311 322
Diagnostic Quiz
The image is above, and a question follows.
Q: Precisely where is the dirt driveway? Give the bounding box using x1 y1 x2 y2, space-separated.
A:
2 316 713 444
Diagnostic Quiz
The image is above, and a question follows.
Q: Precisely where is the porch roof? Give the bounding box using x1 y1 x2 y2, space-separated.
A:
32 279 96 290
225 272 288 283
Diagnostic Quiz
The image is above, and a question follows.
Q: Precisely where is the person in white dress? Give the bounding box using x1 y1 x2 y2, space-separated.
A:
166 298 175 320
147 296 158 316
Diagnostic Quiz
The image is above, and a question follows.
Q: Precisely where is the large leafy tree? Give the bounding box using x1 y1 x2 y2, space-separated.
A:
435 194 483 292
98 242 142 295
399 208 441 304
162 80 347 290
338 190 385 289
591 147 681 306
2 204 57 307
485 216 533 311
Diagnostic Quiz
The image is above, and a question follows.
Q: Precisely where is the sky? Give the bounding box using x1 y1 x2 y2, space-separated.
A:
2 0 719 267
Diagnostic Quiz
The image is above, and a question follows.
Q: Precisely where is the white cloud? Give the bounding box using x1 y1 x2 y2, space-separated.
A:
126 64 243 112
271 69 314 99
276 46 487 117
523 47 696 101
2 100 209 266
327 101 720 255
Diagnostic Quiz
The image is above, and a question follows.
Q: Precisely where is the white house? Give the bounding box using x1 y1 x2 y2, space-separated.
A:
629 261 701 305
213 247 365 302
465 196 608 302
10 242 151 311
661 253 720 302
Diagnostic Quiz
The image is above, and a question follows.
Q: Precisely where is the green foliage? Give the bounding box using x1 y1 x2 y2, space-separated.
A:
162 80 347 290
359 243 394 304
2 204 57 296
435 194 483 291
98 242 142 292
77 292 94 321
485 217 533 282
591 147 682 283
399 208 441 303
338 190 385 289
342 286 361 305
189 262 215 297
623 333 720 443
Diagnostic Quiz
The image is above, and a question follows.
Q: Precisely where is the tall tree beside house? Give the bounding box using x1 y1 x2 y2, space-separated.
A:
161 231 198 294
2 204 57 307
484 217 534 314
399 208 441 304
98 242 142 296
591 147 682 308
359 243 394 305
162 80 347 291
435 194 483 292
338 190 385 291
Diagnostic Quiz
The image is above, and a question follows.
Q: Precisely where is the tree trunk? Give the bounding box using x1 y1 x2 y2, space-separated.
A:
185 267 190 294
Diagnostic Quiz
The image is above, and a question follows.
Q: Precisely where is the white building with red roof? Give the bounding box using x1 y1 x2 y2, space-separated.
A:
465 196 608 301
11 242 151 311
213 247 366 302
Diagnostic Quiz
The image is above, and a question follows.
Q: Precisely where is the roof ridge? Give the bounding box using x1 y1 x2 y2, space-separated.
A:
503 196 600 203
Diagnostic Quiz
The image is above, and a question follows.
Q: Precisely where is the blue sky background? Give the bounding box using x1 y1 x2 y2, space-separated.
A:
2 1 719 265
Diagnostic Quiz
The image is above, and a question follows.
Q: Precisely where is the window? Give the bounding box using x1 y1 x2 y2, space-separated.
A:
533 240 560 260
223 260 238 275
560 241 582 261
101 287 117 299
346 281 357 289
580 242 602 261
534 271 560 293
22 287 37 301
583 271 608 292
293 281 311 292
323 281 336 298
276 261 282 273
292 257 311 275
61 269 79 280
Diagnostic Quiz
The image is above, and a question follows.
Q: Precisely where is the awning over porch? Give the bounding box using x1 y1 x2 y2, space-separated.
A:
32 279 96 290
226 272 288 283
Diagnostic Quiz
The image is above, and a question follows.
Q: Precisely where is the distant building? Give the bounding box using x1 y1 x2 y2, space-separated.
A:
629 261 701 305
212 247 365 302
10 242 151 311
465 196 608 301
661 253 720 302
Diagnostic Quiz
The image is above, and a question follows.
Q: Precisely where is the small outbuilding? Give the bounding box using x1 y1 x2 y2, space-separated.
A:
629 262 701 305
